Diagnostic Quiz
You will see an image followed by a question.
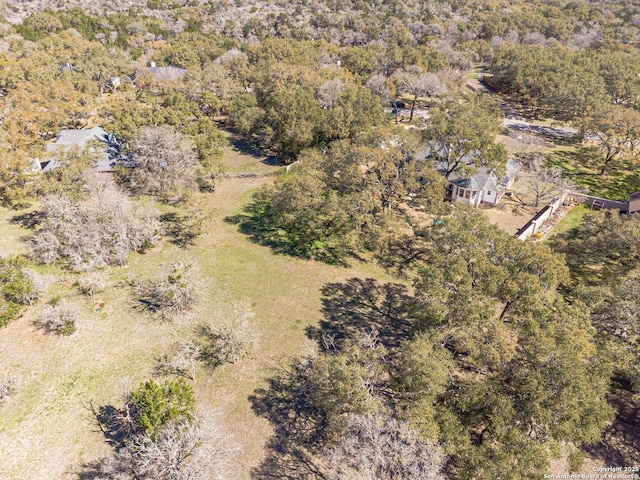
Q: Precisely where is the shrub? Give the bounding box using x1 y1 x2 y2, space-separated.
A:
156 340 201 380
18 269 54 306
198 303 259 367
130 378 195 438
135 262 200 319
35 300 80 335
0 256 34 327
76 272 110 297
30 182 161 271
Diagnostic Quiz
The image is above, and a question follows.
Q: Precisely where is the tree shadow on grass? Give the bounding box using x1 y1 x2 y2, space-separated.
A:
583 389 640 466
75 456 129 480
75 461 106 480
249 361 328 479
306 277 416 351
505 122 578 144
10 210 44 229
548 146 638 201
76 401 136 478
159 212 197 249
224 208 352 267
86 400 134 448
374 233 430 279
229 135 281 167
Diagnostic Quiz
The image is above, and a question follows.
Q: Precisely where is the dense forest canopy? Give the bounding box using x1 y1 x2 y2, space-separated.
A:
6 0 640 49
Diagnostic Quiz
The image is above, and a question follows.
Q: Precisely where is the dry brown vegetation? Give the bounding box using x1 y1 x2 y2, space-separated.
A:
0 140 397 479
30 181 161 271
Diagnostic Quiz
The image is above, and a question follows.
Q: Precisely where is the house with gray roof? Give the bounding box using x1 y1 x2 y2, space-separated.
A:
628 191 640 214
42 127 134 173
441 158 519 207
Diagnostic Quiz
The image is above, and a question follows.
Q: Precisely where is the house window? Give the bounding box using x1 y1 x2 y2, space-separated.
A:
487 191 492 196
465 190 471 199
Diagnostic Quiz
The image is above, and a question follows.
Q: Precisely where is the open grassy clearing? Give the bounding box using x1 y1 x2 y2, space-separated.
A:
0 140 400 479
549 204 589 238
548 146 640 201
0 207 31 258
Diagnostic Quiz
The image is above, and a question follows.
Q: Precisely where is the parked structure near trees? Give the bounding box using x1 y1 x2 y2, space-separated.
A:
440 158 519 207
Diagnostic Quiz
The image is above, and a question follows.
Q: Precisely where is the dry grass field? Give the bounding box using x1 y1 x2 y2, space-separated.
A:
1 134 637 479
0 208 30 258
0 138 397 479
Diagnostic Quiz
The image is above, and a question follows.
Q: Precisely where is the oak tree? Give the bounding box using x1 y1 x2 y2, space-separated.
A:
423 95 508 180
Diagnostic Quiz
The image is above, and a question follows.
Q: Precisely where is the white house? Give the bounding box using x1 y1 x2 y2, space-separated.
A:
443 158 519 207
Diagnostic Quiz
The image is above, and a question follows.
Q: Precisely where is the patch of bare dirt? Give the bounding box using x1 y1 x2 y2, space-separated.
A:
481 202 533 235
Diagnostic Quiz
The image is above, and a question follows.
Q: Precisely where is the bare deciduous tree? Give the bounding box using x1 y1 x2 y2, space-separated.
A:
136 262 201 319
507 130 547 157
198 302 259 368
517 155 572 207
317 78 346 109
365 73 392 105
393 66 448 121
129 126 198 203
321 413 446 480
30 181 161 271
88 411 236 480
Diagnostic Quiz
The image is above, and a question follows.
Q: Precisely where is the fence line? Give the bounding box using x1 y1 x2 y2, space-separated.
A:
566 192 628 213
223 172 280 179
515 196 564 241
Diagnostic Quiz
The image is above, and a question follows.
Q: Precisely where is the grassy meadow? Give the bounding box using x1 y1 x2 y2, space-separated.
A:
0 139 398 479
548 146 640 201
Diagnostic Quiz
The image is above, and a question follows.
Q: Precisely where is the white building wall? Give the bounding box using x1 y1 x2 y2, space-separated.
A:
453 186 483 206
481 189 496 205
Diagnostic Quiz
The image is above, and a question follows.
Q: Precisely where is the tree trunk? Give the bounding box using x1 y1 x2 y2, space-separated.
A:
409 95 417 122
499 301 512 321
599 148 616 176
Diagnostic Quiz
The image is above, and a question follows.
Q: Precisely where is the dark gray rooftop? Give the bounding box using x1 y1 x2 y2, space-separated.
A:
43 127 134 173
436 158 519 192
